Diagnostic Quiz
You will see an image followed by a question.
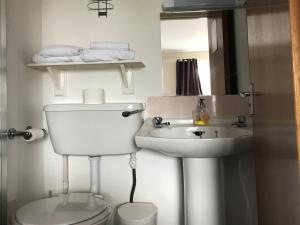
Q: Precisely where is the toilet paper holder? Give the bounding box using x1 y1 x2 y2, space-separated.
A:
0 126 46 140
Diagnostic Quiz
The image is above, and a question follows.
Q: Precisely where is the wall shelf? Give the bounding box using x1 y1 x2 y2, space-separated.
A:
27 60 146 96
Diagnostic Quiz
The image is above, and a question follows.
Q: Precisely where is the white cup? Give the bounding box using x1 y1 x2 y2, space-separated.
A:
83 89 105 104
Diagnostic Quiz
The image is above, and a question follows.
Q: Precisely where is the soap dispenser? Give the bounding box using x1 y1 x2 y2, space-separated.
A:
193 98 210 126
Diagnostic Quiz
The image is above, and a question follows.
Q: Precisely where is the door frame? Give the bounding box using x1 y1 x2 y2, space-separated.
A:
0 0 7 223
290 0 300 170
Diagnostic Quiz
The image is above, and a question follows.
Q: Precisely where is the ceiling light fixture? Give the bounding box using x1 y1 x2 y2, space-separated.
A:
87 0 114 18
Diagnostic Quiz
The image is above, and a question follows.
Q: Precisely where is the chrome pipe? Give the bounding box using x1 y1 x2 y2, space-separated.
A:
0 127 46 140
0 128 31 140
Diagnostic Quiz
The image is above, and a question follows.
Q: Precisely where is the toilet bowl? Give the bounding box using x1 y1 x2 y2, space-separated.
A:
118 203 157 225
13 193 111 225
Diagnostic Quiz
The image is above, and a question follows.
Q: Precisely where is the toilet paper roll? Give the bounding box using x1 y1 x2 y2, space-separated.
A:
23 128 46 142
83 89 105 104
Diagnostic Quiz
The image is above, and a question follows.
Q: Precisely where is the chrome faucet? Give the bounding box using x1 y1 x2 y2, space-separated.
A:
152 117 170 128
232 115 247 127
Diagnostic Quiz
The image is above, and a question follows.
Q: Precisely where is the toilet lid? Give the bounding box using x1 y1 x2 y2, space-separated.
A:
118 203 157 224
16 193 109 225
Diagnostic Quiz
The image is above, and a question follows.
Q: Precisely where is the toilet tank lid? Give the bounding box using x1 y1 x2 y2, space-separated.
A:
44 103 145 112
118 203 157 224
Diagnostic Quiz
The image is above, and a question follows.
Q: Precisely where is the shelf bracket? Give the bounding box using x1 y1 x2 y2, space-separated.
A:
120 64 134 95
46 67 67 96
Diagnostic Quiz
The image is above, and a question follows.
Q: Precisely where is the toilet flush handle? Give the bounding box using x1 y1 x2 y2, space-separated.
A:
122 109 145 117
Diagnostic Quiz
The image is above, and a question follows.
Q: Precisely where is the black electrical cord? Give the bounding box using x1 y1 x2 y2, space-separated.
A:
130 169 136 203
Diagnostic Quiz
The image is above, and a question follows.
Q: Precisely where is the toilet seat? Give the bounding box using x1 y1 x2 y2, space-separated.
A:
14 193 111 225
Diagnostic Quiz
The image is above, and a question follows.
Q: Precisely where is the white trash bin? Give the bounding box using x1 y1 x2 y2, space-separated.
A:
118 203 157 225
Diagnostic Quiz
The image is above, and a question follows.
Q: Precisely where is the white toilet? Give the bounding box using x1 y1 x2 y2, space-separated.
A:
13 103 156 225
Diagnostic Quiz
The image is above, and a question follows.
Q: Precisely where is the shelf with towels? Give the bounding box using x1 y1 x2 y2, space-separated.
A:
27 60 146 96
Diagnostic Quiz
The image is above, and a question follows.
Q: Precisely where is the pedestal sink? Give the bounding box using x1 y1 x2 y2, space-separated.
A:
135 118 253 225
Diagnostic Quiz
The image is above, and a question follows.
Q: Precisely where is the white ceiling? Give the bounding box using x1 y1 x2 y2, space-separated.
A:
160 18 209 52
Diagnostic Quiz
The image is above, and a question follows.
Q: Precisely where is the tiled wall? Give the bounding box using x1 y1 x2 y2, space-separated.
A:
147 95 249 118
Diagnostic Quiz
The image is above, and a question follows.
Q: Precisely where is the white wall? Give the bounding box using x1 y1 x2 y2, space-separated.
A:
41 1 181 225
161 18 209 52
42 0 163 103
160 18 211 96
7 0 44 219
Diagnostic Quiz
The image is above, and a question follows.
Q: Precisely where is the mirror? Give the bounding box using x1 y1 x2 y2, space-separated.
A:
160 9 250 96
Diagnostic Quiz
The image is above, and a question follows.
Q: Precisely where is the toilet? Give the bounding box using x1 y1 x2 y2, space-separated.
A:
13 103 156 225
118 203 157 225
13 193 111 225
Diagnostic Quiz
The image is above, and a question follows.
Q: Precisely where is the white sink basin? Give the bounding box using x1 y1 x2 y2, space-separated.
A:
135 119 253 158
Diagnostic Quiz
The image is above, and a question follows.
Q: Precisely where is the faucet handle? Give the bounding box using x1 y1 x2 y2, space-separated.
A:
152 117 170 128
152 117 163 124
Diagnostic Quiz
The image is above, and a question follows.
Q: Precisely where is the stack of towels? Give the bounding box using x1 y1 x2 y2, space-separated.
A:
33 42 135 64
33 45 83 63
82 41 135 62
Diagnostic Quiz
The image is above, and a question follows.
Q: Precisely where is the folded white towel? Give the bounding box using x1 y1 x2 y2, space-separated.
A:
33 54 82 64
40 45 83 57
90 41 130 51
81 49 135 62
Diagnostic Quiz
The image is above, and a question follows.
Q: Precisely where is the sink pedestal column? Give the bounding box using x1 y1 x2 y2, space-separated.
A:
183 158 225 225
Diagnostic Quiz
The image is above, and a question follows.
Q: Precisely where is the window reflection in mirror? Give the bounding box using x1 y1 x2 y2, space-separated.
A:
160 9 250 96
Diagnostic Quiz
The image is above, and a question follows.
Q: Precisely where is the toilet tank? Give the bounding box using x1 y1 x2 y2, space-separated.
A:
44 103 144 156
